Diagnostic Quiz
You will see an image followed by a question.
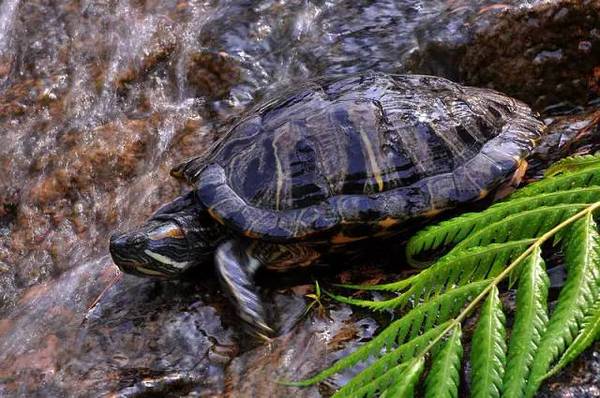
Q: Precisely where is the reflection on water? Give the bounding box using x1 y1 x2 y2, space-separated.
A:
0 0 598 396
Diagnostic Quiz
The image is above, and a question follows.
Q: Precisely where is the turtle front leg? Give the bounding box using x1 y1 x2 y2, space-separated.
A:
215 239 274 338
215 239 322 337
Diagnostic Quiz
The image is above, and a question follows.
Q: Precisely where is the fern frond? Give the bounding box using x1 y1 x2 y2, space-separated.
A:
471 286 506 398
299 282 487 386
544 296 600 379
407 188 600 260
424 325 462 398
380 356 424 398
501 247 549 398
452 204 588 252
294 155 600 397
332 322 451 398
544 154 600 177
525 212 600 397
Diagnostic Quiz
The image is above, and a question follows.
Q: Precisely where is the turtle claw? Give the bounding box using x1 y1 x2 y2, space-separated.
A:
215 240 276 337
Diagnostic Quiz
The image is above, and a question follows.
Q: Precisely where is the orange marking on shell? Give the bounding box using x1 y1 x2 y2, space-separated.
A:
378 217 398 229
242 229 261 239
330 234 363 245
511 159 528 186
494 158 529 200
373 229 397 238
207 207 226 225
422 208 444 218
478 189 490 199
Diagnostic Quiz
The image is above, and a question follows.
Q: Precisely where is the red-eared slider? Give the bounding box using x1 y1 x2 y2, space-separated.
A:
109 73 544 335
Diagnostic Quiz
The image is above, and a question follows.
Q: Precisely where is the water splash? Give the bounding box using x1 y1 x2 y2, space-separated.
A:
0 0 19 55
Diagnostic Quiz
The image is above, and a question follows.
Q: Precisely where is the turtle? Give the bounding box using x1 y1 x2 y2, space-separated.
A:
109 72 544 336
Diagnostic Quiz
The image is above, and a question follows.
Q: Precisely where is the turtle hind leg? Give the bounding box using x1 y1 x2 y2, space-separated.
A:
215 239 274 338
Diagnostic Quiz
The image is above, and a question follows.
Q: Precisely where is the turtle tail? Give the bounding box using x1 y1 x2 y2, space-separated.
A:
170 155 206 183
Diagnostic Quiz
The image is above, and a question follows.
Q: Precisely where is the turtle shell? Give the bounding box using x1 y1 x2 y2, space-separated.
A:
175 73 544 243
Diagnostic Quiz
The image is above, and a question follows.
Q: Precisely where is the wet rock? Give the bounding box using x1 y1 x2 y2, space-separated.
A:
0 258 238 397
112 17 178 93
186 51 241 100
527 106 600 178
538 342 600 398
224 307 376 398
409 0 600 110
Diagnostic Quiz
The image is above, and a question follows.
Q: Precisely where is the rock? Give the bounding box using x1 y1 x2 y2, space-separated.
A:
538 342 600 398
408 0 600 110
112 17 178 92
186 51 241 100
527 106 600 178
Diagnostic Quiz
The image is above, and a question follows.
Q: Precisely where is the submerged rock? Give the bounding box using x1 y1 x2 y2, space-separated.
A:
409 0 600 110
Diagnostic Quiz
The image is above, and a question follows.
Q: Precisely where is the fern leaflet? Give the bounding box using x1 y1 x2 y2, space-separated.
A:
544 296 600 379
408 185 600 260
470 286 506 398
424 325 462 398
501 247 549 398
511 167 600 199
544 153 600 177
380 357 424 398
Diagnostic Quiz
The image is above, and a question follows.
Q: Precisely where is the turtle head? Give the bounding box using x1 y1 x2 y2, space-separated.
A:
109 192 224 278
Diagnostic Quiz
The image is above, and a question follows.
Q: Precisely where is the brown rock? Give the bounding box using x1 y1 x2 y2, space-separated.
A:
186 51 241 99
409 0 600 110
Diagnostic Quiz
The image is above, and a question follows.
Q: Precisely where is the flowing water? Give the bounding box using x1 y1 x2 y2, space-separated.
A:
0 0 598 396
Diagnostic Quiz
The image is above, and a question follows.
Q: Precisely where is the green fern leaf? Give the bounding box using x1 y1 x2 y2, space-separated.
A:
544 296 600 379
544 154 600 177
501 247 549 398
511 167 600 199
338 362 409 398
525 212 600 397
380 356 425 398
471 286 506 398
407 187 600 260
424 325 462 398
324 289 404 311
452 204 588 252
333 322 451 398
405 240 533 305
294 155 600 397
333 275 415 292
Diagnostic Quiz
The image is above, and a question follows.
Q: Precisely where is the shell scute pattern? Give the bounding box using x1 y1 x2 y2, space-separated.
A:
182 73 544 242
